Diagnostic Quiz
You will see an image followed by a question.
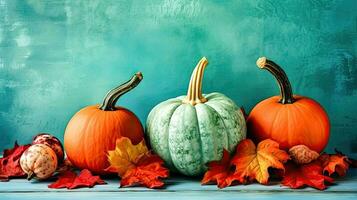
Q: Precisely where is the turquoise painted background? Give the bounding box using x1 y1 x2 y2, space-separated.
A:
0 0 356 154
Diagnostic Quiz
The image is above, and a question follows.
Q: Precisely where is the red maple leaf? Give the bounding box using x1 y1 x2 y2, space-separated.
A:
0 142 30 181
106 138 169 189
201 149 238 188
281 161 334 190
70 169 106 189
48 170 76 189
320 150 350 176
120 153 169 189
48 169 106 189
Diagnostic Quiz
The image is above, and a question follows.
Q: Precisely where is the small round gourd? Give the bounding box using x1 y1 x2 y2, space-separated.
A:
32 133 64 163
146 57 247 176
289 145 320 164
20 144 58 180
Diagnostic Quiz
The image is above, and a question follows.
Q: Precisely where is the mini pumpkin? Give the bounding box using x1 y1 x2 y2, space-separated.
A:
32 133 64 163
247 57 330 153
64 72 144 174
20 144 58 180
146 57 246 176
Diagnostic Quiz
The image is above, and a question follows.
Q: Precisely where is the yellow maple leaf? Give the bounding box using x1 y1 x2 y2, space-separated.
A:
231 139 289 184
106 137 148 177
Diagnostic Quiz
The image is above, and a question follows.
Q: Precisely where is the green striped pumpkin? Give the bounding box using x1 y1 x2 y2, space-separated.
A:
146 57 246 176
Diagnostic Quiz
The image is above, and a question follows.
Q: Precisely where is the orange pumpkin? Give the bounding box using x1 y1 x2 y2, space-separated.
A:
64 72 144 174
247 57 330 153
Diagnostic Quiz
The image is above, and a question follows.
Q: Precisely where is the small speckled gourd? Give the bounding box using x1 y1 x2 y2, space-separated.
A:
32 133 64 163
289 145 320 164
146 57 247 176
20 144 58 180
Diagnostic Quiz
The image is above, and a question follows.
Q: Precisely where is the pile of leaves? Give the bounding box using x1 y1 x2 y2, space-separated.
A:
0 142 106 189
50 137 170 189
0 138 169 189
202 139 353 190
106 137 169 188
1 138 355 190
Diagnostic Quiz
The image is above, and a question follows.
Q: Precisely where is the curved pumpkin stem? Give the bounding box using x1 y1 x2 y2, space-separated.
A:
183 57 208 106
100 72 143 111
256 57 295 104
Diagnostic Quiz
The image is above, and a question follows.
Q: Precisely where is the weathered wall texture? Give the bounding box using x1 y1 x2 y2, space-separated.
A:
0 0 356 154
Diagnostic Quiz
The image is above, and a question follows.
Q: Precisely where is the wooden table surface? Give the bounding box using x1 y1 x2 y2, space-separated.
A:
1 169 356 200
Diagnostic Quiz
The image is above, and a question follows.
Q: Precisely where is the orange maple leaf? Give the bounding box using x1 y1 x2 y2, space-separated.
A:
281 161 334 190
121 153 169 188
106 137 148 176
201 149 238 188
320 150 350 177
106 137 169 188
231 139 289 184
282 149 353 190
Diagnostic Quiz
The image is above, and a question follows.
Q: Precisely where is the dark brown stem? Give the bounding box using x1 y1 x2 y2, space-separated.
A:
256 57 295 104
27 172 35 181
100 72 143 111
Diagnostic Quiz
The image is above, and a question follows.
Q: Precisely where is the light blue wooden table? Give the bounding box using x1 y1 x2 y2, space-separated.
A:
1 169 356 200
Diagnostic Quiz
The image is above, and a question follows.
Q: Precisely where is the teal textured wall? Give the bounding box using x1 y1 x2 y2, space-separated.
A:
0 0 356 154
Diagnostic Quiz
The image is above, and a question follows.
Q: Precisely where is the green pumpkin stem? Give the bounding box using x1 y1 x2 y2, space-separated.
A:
256 57 295 104
100 72 143 111
183 57 208 106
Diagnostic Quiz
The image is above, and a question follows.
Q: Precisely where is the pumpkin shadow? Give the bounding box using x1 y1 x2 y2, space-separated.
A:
28 176 57 184
163 172 203 187
99 173 118 179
